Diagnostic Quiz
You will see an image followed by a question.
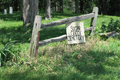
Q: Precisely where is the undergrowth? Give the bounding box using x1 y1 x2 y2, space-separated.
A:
101 18 120 33
0 12 120 80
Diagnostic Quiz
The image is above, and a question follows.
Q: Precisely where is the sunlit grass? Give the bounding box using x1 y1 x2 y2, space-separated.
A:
0 12 120 80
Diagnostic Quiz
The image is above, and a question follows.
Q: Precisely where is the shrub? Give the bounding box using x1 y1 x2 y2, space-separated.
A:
101 18 120 33
0 40 21 66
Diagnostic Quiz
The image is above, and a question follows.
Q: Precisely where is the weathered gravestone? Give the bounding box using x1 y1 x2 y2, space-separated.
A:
4 9 7 14
9 7 13 14
66 22 85 44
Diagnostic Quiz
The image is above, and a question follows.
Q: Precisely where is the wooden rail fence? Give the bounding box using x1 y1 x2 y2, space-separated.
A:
29 7 98 57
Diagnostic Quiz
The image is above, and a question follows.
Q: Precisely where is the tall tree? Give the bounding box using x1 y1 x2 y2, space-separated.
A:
20 0 23 20
108 0 120 15
39 0 46 11
60 0 63 12
51 0 58 12
23 0 38 27
55 0 58 12
0 0 2 11
13 0 19 11
79 0 84 14
95 0 108 15
75 0 79 13
45 0 51 20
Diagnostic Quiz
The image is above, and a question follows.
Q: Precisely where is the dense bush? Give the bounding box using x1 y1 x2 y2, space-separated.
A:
0 40 21 66
101 18 120 33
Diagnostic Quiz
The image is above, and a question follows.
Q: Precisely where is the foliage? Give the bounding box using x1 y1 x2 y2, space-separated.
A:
1 37 120 80
108 0 120 15
1 11 120 80
0 0 22 12
1 0 120 15
101 18 120 33
0 40 22 66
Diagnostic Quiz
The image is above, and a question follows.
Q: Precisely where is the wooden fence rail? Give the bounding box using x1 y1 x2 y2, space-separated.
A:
29 7 98 57
41 13 94 29
39 27 93 46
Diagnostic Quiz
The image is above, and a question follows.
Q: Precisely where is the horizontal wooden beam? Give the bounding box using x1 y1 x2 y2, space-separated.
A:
99 31 119 38
41 13 95 29
39 35 67 46
84 27 93 32
39 27 93 46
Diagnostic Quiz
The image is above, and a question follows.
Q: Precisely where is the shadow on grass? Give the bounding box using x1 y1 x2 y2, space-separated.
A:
40 27 66 41
0 25 67 45
61 50 115 75
1 50 118 80
0 26 32 45
38 43 119 79
0 12 22 21
1 68 88 80
0 11 90 45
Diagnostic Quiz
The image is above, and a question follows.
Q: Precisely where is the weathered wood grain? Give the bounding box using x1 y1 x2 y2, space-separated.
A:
84 27 93 31
99 31 119 38
29 15 42 57
89 7 98 37
39 27 93 46
108 32 119 38
39 35 67 46
41 13 94 29
30 7 99 57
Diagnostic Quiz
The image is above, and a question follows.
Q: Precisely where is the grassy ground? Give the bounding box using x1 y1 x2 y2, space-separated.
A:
0 12 120 80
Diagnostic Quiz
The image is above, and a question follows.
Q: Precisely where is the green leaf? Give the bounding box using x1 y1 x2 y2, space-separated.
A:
5 49 15 56
0 51 6 56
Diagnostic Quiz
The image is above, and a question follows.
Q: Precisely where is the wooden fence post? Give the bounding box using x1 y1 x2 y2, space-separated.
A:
89 7 98 38
29 15 42 57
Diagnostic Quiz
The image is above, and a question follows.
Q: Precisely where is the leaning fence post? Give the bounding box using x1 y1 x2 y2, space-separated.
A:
29 15 42 57
89 7 98 38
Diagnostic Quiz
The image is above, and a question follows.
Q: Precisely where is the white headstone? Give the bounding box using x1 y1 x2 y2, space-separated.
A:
66 22 85 44
9 7 13 14
4 9 7 14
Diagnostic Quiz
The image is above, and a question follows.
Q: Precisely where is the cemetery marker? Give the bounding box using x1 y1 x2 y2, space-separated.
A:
4 9 7 14
66 22 85 44
9 7 13 14
30 7 98 57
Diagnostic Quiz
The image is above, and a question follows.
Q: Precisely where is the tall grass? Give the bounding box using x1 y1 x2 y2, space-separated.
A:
0 12 120 80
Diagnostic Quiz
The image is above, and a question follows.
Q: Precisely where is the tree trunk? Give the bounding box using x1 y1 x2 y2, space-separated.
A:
45 0 51 20
99 0 104 15
100 0 107 15
75 0 79 13
79 0 84 14
39 0 45 11
55 0 58 12
23 0 38 27
14 0 18 11
103 0 107 15
20 0 23 20
60 0 63 12
0 1 2 12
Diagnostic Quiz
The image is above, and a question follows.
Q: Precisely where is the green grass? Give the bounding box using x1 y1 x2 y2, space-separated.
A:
0 12 120 80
